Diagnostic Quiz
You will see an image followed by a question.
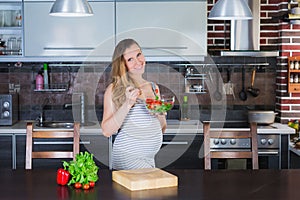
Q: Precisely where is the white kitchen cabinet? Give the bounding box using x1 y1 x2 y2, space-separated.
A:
0 1 23 57
23 1 115 61
116 0 207 61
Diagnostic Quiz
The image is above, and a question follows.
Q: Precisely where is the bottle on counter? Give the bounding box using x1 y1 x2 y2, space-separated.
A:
36 71 43 90
43 63 49 89
181 95 189 121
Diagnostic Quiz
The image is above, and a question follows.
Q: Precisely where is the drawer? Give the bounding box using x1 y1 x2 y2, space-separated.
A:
289 84 300 93
156 134 203 169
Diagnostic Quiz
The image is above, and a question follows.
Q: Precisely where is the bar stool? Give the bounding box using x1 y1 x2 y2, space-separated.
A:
25 122 80 169
203 121 258 170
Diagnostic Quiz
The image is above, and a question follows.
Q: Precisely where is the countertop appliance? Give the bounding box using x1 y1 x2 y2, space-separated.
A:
0 93 18 126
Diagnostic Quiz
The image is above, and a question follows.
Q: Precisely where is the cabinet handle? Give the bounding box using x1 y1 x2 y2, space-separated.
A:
162 141 188 145
44 47 95 51
258 151 279 155
34 141 91 145
142 46 188 50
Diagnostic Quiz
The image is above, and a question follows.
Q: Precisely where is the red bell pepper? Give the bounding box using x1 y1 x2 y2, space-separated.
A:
57 168 70 186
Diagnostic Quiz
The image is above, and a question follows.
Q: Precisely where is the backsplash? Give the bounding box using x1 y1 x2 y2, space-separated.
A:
0 57 276 122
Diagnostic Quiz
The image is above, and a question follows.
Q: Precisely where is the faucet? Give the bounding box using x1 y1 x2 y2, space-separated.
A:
36 113 44 126
36 98 50 125
64 93 85 124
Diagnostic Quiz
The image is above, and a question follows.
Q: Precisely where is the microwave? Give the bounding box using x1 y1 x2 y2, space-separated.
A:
0 94 18 126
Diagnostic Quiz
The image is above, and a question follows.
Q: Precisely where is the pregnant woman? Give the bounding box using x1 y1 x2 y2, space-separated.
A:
101 38 166 170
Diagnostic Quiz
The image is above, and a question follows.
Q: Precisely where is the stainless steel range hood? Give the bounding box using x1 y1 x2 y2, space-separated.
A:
221 0 278 57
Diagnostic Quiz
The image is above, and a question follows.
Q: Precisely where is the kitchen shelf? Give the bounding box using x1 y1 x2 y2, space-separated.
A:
187 88 206 94
288 56 300 93
184 73 207 94
174 63 270 67
33 83 69 92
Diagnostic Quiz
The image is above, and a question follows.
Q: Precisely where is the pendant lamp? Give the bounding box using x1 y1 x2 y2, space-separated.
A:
208 0 252 20
49 0 93 17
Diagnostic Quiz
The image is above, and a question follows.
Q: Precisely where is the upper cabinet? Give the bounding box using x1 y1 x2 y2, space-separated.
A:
0 0 23 58
0 0 207 62
116 0 207 61
23 0 115 61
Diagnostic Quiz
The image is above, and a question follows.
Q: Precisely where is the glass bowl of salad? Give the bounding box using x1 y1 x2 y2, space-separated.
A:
145 95 175 115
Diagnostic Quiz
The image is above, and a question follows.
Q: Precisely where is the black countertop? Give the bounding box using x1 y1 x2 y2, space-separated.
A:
1 168 300 200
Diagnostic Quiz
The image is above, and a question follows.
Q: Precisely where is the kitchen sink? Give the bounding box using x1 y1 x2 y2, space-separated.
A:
36 121 96 129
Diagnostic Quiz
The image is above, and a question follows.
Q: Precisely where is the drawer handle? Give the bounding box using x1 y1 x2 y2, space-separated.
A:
258 151 279 155
142 46 188 50
162 141 188 145
34 141 91 145
44 47 95 51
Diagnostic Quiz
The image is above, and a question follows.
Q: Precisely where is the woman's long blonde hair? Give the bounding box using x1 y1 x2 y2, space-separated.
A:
111 39 141 108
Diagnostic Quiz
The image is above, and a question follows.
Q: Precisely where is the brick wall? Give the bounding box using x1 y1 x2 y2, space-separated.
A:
273 0 300 123
208 0 300 123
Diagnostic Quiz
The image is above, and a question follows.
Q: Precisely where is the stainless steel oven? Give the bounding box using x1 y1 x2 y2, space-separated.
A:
210 134 281 169
257 134 282 169
208 121 287 169
210 134 285 169
0 94 18 125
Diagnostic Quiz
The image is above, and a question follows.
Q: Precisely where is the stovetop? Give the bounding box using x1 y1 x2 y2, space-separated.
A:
207 121 280 149
208 121 277 129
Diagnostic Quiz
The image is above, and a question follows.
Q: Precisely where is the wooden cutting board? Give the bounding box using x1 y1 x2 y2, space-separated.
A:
112 168 178 191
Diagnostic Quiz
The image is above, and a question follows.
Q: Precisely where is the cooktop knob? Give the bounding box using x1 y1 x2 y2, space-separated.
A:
213 139 219 145
3 111 10 117
230 139 236 145
221 139 227 145
3 101 10 108
260 139 267 145
268 139 274 145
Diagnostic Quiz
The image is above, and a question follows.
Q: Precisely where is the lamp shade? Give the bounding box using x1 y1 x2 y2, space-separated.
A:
208 0 252 20
49 0 93 17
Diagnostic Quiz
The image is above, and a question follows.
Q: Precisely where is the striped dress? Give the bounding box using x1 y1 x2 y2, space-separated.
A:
112 98 163 170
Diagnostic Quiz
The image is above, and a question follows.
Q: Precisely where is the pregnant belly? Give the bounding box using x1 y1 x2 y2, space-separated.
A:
113 132 162 156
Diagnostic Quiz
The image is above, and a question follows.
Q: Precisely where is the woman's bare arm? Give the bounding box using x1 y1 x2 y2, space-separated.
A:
101 85 140 137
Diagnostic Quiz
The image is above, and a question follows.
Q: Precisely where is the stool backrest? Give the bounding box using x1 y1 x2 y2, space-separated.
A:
203 122 258 170
25 122 80 169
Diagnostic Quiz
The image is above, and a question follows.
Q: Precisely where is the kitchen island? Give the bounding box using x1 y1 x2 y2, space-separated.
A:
0 168 299 200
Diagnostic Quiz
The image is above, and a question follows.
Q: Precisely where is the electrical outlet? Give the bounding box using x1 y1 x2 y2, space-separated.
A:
9 83 20 93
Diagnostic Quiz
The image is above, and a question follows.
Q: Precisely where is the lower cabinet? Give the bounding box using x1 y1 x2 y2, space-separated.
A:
15 134 109 169
16 135 25 169
156 134 203 169
0 136 12 169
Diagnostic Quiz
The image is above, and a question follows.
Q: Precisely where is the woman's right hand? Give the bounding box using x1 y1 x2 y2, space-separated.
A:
125 86 141 107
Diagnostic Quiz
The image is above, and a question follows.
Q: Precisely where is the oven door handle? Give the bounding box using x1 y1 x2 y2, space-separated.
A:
162 141 189 145
258 150 279 155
